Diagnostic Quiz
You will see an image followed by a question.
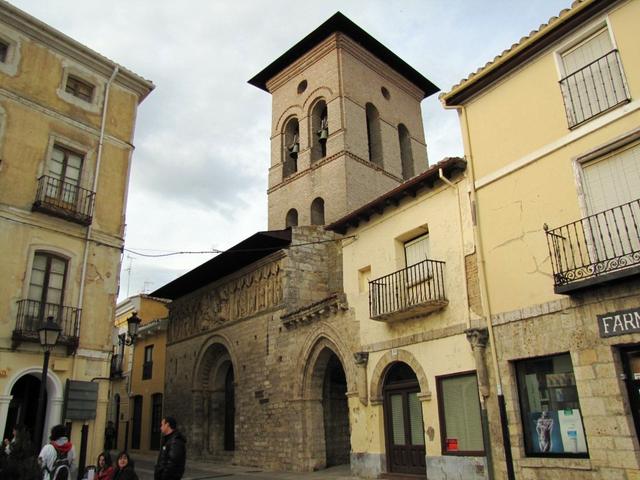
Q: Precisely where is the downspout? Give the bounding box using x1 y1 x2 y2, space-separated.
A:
73 65 119 370
460 106 515 480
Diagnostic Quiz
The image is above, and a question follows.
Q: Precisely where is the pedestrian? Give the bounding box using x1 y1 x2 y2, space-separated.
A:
112 452 138 480
154 416 186 480
3 424 39 479
38 424 75 480
104 422 116 451
96 451 115 480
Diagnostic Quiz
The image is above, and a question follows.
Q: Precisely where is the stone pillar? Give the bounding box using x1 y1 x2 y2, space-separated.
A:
191 390 204 457
0 395 12 437
353 352 369 406
465 328 489 398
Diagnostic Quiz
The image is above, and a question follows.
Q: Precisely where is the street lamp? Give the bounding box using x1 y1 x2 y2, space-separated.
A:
119 311 141 346
34 316 61 446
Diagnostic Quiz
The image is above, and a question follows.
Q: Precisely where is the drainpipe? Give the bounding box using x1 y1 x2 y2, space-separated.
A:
459 107 515 480
73 65 119 374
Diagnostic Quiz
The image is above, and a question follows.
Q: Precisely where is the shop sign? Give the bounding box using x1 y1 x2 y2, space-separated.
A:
598 307 640 338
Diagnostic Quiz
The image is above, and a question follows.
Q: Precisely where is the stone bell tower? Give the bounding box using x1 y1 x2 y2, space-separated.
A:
249 12 439 230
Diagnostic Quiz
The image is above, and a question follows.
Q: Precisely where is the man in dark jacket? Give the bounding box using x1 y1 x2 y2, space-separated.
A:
154 416 186 480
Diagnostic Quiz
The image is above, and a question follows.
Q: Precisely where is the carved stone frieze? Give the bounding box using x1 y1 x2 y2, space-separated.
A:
280 293 349 329
169 260 283 342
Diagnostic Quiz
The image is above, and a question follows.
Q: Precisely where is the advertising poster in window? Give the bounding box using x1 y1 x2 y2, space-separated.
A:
529 409 586 454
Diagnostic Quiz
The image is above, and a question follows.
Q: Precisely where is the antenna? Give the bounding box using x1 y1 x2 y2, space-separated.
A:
125 255 135 297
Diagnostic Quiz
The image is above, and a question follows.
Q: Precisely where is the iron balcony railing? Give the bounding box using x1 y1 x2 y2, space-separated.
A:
110 353 124 378
560 49 630 129
369 258 446 319
33 175 95 225
545 199 640 292
13 299 80 353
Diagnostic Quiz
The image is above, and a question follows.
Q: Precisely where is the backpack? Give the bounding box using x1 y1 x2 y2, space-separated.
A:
44 446 71 480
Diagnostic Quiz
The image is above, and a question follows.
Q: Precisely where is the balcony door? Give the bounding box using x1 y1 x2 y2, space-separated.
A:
580 143 640 262
383 362 426 476
26 252 67 329
47 145 83 206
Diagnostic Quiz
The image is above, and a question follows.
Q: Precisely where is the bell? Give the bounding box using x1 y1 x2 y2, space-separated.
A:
318 128 328 142
290 142 299 154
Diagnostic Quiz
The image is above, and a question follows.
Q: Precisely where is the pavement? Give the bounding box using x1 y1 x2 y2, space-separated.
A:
126 451 358 480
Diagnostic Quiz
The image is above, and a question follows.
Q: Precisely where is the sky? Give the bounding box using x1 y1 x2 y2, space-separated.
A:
10 0 571 301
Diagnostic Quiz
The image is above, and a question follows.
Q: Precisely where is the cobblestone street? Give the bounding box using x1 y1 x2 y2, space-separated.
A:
130 452 356 480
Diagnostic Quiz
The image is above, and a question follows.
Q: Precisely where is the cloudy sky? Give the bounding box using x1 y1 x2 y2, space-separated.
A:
11 0 571 300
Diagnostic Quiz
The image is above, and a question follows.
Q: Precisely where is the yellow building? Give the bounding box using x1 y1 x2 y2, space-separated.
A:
111 295 168 455
442 0 640 478
0 0 153 466
327 158 490 479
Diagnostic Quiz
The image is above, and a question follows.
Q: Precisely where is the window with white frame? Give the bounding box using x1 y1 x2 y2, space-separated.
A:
559 27 629 128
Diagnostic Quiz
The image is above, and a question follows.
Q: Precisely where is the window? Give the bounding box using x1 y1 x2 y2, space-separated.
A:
26 252 68 327
516 353 588 457
398 124 414 180
285 208 298 228
46 145 83 205
437 372 484 455
310 197 325 225
404 233 429 267
366 103 382 167
310 100 328 162
65 75 94 102
143 345 153 380
283 118 299 178
0 40 8 63
559 27 629 128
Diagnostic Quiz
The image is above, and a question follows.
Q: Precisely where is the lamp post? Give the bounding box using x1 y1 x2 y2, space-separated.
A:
34 316 61 446
119 311 141 346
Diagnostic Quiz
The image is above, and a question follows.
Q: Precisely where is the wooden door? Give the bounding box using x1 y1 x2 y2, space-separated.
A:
131 395 142 450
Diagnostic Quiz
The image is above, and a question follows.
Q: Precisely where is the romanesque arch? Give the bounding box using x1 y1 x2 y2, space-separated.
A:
369 349 431 404
296 326 355 470
191 334 238 459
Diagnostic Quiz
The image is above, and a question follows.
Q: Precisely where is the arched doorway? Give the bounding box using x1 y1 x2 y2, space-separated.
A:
4 374 44 444
323 353 349 466
383 362 425 475
193 340 236 459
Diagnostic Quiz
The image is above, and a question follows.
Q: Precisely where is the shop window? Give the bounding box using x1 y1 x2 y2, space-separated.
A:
515 353 588 457
437 372 484 455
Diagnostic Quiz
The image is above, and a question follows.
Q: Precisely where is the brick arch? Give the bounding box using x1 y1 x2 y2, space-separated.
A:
302 87 334 112
275 104 304 134
295 322 355 399
369 349 431 404
192 333 238 391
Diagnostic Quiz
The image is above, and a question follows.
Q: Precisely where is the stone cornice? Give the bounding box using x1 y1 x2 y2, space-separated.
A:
281 293 349 329
268 150 402 194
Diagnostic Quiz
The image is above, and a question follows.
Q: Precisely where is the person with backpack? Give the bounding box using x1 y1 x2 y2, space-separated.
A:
38 424 75 480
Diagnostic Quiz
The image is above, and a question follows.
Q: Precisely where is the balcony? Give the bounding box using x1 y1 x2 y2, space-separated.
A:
13 299 80 354
110 353 124 378
369 258 448 321
32 175 95 226
545 199 640 294
560 49 630 129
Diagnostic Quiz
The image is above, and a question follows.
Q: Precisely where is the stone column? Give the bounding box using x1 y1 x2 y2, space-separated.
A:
0 395 12 437
191 390 204 457
465 328 489 398
353 352 369 406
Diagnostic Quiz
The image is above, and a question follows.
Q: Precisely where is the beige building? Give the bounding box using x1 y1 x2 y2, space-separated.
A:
442 0 640 478
0 0 152 466
326 157 490 479
110 295 168 455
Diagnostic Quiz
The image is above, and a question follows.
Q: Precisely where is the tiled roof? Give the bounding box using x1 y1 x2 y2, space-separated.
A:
441 0 619 105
